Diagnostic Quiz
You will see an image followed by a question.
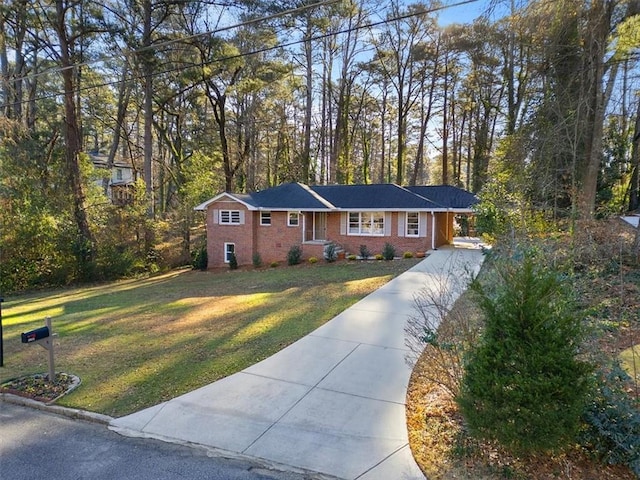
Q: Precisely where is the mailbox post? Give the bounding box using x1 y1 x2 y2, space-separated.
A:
21 317 56 382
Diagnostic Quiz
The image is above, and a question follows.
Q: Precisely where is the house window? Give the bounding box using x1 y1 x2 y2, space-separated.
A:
260 211 272 226
288 212 299 227
220 210 241 225
348 212 385 236
116 168 123 181
406 212 419 237
224 243 235 263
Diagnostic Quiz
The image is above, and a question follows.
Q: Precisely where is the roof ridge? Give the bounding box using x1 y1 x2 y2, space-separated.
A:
400 184 448 209
300 183 337 209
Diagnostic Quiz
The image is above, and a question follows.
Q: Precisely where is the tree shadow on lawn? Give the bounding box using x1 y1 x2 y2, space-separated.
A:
3 260 419 416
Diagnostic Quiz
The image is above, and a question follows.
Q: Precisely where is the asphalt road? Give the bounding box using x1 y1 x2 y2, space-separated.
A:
0 402 321 480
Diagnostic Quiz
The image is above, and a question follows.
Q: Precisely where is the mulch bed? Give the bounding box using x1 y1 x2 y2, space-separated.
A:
1 372 79 403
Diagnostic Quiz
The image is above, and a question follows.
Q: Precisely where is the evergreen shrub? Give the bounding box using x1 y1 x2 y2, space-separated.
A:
382 242 396 260
359 244 371 259
287 245 302 265
192 245 208 271
229 253 238 270
581 363 640 475
457 253 592 455
324 243 337 262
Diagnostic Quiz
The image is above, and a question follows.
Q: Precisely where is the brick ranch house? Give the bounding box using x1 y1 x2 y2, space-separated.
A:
194 182 479 269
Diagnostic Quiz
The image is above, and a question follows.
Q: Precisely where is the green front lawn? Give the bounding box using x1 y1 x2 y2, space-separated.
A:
1 259 418 417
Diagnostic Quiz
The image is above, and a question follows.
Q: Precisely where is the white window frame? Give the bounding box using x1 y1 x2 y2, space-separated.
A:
288 212 300 227
406 212 419 237
220 210 241 225
348 211 385 236
260 211 272 226
224 242 235 263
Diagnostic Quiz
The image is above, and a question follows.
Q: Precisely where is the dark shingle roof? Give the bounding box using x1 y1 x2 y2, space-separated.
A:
241 182 332 210
406 185 478 210
310 184 442 209
195 183 478 212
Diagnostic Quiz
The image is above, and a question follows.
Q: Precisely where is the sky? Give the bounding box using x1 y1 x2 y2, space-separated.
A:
436 0 507 26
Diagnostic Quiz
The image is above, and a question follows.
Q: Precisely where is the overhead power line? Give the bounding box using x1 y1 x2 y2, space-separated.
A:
1 0 482 110
19 0 342 82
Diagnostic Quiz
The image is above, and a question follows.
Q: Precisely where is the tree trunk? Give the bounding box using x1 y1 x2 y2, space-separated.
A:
54 0 95 263
142 0 154 217
441 55 449 185
629 98 640 211
0 16 9 117
302 20 313 184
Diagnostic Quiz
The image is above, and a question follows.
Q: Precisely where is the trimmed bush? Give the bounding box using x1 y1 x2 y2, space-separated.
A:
403 251 414 259
270 261 279 268
324 243 338 262
457 254 592 455
308 256 318 264
228 253 238 270
359 244 371 259
382 242 396 260
347 254 357 261
252 253 262 268
287 245 303 266
375 253 383 260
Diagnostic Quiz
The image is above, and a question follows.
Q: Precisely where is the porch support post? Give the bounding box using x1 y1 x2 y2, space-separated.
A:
431 213 436 250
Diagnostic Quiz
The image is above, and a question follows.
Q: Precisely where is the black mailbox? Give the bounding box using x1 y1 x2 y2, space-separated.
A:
21 326 50 343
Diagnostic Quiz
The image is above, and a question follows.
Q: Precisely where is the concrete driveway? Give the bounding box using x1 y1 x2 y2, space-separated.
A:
110 243 485 480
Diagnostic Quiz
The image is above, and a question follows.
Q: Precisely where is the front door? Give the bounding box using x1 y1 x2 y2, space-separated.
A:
314 212 327 241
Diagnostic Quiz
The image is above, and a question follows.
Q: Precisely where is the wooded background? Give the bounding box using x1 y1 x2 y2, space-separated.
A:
0 0 639 291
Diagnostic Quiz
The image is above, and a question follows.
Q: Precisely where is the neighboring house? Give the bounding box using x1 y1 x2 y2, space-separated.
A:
90 153 138 206
194 182 479 269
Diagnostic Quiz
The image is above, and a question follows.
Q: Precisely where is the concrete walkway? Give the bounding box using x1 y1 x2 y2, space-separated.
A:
110 242 485 480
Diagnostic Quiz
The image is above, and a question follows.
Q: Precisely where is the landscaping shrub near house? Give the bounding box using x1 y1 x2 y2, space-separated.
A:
359 244 371 259
229 253 238 270
382 242 396 260
252 253 262 268
287 245 303 266
403 251 414 259
308 256 318 264
457 253 592 455
324 243 338 262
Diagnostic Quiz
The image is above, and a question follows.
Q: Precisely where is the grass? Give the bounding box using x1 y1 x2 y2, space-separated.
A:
1 259 418 417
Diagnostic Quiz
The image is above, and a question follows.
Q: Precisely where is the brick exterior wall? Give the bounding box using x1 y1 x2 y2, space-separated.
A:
204 199 255 268
204 199 454 268
255 211 305 265
323 212 435 257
